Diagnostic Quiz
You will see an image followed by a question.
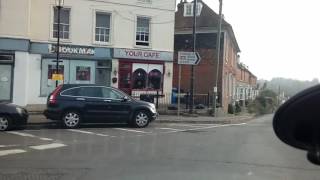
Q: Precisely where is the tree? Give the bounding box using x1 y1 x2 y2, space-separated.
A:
248 89 277 115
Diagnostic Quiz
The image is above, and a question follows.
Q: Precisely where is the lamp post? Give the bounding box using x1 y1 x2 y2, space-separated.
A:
55 0 64 87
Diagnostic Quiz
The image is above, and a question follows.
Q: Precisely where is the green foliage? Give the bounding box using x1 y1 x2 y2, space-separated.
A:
235 101 242 114
248 89 277 115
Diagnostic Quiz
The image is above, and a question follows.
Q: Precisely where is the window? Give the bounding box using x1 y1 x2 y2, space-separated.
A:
53 7 70 39
95 12 111 43
133 68 147 89
61 88 80 96
78 87 102 97
184 2 203 17
101 88 122 99
136 17 150 46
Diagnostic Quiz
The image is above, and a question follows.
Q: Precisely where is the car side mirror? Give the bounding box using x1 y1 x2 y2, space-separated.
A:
273 84 320 165
122 96 129 102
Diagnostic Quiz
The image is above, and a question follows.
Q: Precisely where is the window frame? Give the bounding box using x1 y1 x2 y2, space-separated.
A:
50 5 72 42
135 15 152 48
183 2 203 17
93 10 113 46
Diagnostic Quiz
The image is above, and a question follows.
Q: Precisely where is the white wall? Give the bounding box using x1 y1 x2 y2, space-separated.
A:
0 0 31 38
13 52 29 106
29 0 175 52
111 59 119 88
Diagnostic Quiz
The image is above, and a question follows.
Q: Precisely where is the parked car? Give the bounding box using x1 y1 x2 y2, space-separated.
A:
43 84 158 128
0 102 29 131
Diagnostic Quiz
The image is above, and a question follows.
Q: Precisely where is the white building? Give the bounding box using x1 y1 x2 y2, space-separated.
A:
0 0 175 107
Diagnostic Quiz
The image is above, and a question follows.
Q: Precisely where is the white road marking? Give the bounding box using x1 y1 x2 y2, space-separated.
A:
39 138 53 141
168 124 206 128
114 128 151 134
68 129 95 134
68 129 115 137
7 131 35 137
0 145 19 148
159 123 247 134
156 127 182 131
0 149 26 156
29 143 66 150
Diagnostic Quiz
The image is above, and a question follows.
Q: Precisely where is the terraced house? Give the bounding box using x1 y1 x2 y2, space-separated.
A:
0 0 175 107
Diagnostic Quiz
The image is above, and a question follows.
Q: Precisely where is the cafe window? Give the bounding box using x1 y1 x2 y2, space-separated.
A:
95 12 111 43
136 17 150 46
133 68 147 89
132 63 163 90
53 7 70 39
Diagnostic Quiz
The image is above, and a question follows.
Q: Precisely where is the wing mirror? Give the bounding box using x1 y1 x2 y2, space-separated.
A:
122 96 129 102
273 84 320 165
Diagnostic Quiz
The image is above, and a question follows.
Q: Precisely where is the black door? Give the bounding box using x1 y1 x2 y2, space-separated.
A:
77 86 106 122
100 87 131 122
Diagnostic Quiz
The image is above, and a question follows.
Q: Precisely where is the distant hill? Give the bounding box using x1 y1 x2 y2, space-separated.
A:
258 77 319 97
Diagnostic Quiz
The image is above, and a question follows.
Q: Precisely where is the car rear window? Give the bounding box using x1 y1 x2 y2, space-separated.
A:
60 87 80 96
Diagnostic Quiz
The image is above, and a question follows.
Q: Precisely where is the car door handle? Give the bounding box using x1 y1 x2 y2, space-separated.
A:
104 99 112 102
76 98 85 101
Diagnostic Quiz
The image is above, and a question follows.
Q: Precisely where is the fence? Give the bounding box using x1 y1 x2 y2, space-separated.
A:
131 91 214 111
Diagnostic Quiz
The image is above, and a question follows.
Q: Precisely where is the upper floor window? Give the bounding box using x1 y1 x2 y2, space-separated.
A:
95 12 111 43
184 2 203 17
136 17 150 46
53 7 70 39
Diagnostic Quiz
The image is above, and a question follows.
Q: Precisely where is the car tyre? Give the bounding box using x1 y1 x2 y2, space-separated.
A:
0 115 12 131
132 110 150 128
62 111 81 129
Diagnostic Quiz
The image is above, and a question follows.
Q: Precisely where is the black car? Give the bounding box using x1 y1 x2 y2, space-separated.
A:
0 102 29 131
44 84 158 128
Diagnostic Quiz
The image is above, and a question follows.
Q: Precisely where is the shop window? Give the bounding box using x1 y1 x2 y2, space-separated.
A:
48 65 64 79
53 7 70 39
132 68 147 89
148 69 162 89
76 66 91 81
136 17 150 46
95 12 111 43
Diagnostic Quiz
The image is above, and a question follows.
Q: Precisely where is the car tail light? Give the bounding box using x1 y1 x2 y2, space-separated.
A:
49 85 63 104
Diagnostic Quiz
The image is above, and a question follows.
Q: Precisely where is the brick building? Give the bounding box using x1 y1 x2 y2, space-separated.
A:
173 0 240 112
235 61 259 105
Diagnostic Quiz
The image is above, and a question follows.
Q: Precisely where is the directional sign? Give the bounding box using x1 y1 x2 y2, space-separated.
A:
178 51 201 65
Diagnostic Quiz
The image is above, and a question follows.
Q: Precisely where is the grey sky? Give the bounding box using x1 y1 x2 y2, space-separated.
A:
182 0 320 81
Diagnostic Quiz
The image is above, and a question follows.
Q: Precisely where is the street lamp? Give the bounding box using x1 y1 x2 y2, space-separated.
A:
55 0 64 87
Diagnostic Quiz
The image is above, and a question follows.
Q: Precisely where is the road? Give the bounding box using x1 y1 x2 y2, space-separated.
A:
0 115 320 180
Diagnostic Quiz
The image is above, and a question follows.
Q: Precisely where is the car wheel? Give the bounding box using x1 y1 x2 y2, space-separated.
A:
0 115 11 131
133 110 150 128
62 111 81 129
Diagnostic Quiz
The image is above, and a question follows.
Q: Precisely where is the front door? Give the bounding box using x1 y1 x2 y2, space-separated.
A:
101 87 131 122
0 65 12 101
118 62 132 95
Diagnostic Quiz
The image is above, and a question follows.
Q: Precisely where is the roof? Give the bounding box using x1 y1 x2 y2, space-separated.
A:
175 0 240 52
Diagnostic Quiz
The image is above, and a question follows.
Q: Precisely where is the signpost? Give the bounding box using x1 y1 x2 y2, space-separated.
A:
177 51 201 116
52 74 64 81
178 51 201 65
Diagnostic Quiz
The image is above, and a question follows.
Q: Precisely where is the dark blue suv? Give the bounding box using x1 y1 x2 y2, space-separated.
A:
44 84 157 128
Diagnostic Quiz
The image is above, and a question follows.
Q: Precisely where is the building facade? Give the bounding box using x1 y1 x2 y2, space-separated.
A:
235 62 259 105
173 0 240 112
0 0 175 106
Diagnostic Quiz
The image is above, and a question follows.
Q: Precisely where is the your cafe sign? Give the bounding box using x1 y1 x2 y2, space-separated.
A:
113 48 173 61
49 44 95 56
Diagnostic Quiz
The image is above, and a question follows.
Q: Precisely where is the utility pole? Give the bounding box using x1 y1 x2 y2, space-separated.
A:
189 0 197 114
212 0 223 116
55 0 64 87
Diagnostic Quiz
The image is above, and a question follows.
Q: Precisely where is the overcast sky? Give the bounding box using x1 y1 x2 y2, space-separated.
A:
182 0 320 81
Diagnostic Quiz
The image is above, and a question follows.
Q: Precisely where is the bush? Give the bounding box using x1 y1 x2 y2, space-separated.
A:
235 102 242 114
248 89 277 115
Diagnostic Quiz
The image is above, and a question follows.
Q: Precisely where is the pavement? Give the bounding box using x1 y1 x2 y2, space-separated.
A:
1 114 320 180
27 113 255 126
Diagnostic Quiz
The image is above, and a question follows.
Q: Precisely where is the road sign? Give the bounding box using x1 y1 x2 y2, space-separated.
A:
178 51 201 65
52 74 64 81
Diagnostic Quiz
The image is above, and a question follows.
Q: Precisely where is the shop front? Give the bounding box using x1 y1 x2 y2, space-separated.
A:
113 48 173 99
35 44 112 97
